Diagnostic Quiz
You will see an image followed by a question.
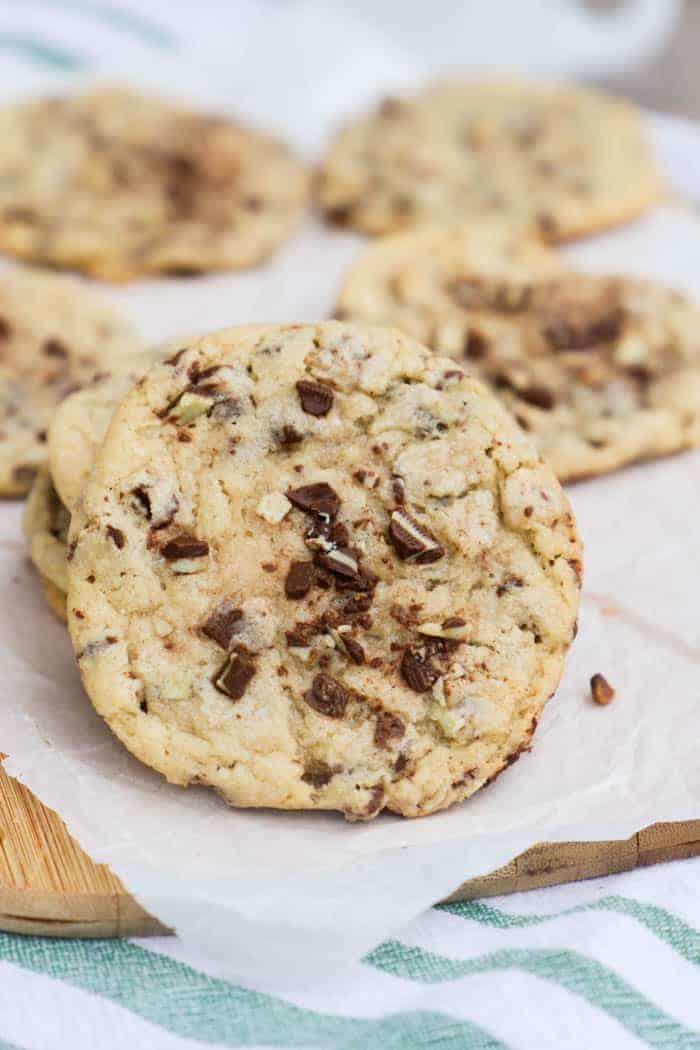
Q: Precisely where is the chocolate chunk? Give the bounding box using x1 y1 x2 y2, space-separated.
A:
387 509 444 564
161 533 209 560
519 385 555 410
442 616 466 629
374 711 405 748
314 545 360 579
326 204 353 226
0 318 11 340
333 566 378 593
201 599 243 649
464 331 488 359
341 593 373 615
543 308 624 352
285 560 315 599
343 636 365 665
400 649 439 693
391 476 406 505
296 379 334 417
214 652 256 700
286 482 339 519
275 424 303 447
131 486 152 519
590 672 615 706
301 763 335 788
106 525 125 549
43 338 68 359
304 673 352 718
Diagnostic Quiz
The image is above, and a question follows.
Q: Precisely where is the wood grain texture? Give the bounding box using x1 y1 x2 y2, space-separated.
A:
0 762 698 937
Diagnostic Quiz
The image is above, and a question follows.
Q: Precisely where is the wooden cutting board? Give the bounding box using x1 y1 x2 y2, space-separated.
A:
1 761 699 938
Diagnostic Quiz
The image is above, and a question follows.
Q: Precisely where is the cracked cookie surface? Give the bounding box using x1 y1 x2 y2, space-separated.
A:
67 322 581 819
338 227 700 481
0 267 142 496
0 87 309 280
318 78 659 239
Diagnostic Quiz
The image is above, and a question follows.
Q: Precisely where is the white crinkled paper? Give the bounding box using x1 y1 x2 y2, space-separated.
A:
2 105 700 981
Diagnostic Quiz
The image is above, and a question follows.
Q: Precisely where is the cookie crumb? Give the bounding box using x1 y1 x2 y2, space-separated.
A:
590 673 615 705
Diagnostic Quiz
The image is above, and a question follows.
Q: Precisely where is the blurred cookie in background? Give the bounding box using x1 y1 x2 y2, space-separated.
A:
337 226 700 481
0 267 142 497
0 87 310 280
318 78 660 239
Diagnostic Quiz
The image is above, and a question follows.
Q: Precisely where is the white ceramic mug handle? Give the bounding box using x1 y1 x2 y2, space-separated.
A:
559 0 682 74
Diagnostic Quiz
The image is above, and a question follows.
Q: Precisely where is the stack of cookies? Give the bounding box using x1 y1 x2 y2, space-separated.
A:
5 77 696 820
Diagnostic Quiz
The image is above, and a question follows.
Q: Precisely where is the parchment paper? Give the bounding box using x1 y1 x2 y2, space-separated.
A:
2 110 700 981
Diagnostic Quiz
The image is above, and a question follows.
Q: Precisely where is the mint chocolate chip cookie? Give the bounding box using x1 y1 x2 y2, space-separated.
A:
318 78 659 239
338 227 700 481
67 323 581 820
0 267 142 497
0 87 309 280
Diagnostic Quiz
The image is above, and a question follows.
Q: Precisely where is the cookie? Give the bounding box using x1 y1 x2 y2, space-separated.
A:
49 348 165 513
67 322 581 820
0 267 142 496
23 468 70 620
0 87 310 280
337 228 700 481
318 78 659 239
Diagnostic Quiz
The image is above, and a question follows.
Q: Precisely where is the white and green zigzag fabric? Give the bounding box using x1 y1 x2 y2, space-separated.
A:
1 858 699 1049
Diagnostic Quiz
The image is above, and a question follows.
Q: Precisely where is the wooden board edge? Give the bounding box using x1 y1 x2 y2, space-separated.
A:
2 761 699 937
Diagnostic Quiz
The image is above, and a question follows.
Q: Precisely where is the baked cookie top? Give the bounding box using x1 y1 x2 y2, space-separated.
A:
0 87 310 280
67 322 581 820
49 349 165 513
0 267 142 496
337 228 700 481
318 78 659 239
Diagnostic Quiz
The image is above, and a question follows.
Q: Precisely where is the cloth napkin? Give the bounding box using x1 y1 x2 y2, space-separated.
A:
1 857 699 1049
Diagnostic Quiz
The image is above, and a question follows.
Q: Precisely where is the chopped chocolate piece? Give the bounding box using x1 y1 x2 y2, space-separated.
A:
296 379 334 417
275 423 303 447
106 525 125 549
139 699 148 713
343 635 365 665
0 317 11 340
304 673 352 718
201 599 243 649
590 672 615 706
400 648 439 693
331 522 350 546
287 482 339 519
326 204 353 227
443 616 466 630
543 308 624 351
364 784 385 816
387 509 444 564
161 533 209 560
301 763 335 788
334 567 378 593
314 545 359 579
374 711 405 748
394 753 408 775
43 338 68 358
391 476 406 505
341 593 373 615
214 652 256 700
519 385 555 410
390 602 422 627
285 560 315 599
131 486 152 519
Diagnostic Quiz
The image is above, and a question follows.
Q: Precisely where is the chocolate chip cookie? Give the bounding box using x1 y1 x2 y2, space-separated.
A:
67 323 581 819
0 267 142 497
318 78 659 239
338 228 700 481
23 468 70 621
49 349 166 513
0 87 310 280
